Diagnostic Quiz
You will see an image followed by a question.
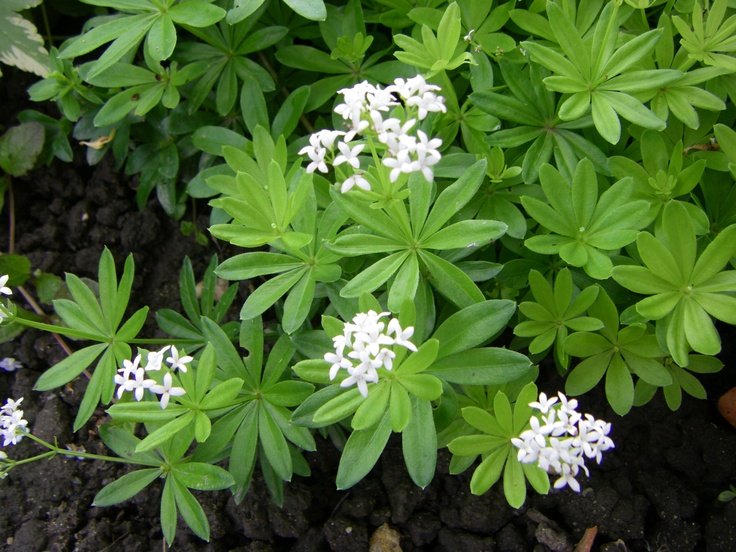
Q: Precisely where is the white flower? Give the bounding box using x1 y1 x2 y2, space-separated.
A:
0 275 12 296
325 351 352 380
387 318 418 352
129 368 156 401
341 361 379 398
340 173 371 194
145 346 171 372
0 397 23 416
553 462 581 492
0 397 28 446
166 346 193 373
383 149 415 183
406 91 447 120
299 144 329 174
0 358 22 372
333 141 364 169
412 130 442 182
557 392 579 414
378 118 416 154
151 372 186 410
366 86 398 114
375 348 396 371
114 373 131 399
529 392 558 414
314 129 344 149
118 354 142 380
389 75 441 101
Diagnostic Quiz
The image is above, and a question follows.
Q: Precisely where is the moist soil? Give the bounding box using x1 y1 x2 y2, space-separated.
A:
2 71 736 552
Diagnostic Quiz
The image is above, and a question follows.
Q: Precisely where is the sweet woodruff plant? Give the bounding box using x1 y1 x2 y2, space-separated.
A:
2 0 736 544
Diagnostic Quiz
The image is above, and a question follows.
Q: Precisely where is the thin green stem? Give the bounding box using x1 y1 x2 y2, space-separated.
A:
26 433 137 465
40 3 53 48
3 450 56 469
129 338 203 347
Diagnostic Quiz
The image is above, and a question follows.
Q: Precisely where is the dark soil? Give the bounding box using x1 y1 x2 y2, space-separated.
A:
2 71 736 552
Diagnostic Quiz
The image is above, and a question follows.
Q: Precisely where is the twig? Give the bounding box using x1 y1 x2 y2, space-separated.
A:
574 526 598 552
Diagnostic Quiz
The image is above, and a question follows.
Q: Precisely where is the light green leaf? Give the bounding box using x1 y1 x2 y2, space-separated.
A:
402 397 436 488
336 411 392 490
284 0 327 20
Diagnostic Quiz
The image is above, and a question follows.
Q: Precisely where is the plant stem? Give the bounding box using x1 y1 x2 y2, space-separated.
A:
7 178 15 254
25 433 137 465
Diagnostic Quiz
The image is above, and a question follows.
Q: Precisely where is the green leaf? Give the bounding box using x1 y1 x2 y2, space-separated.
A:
98 425 161 466
420 251 484 308
173 463 235 491
93 468 161 507
547 2 590 78
469 447 507 495
275 46 345 73
494 391 513 434
161 478 177 545
146 14 176 61
0 122 44 176
503 449 527 508
34 343 107 391
341 252 409 298
291 384 345 427
390 382 412 432
168 2 225 27
387 253 419 312
421 159 487 239
606 353 634 415
284 0 327 20
428 348 531 385
421 219 507 250
398 374 443 401
461 406 504 435
352 382 390 430
272 86 310 140
258 404 292 482
241 267 308 319
566 353 612 395
433 300 516 358
564 332 611 357
402 397 436 488
199 378 244 410
313 387 365 426
336 411 392 490
172 478 210 542
396 339 438 375
282 272 316 334
136 411 195 452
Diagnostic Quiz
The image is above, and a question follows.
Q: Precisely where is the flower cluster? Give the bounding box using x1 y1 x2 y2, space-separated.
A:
511 392 614 492
114 345 190 409
1 397 28 447
299 75 446 193
325 310 417 397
